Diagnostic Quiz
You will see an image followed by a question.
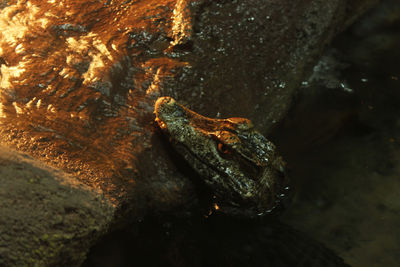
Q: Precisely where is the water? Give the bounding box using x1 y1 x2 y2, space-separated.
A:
275 2 400 265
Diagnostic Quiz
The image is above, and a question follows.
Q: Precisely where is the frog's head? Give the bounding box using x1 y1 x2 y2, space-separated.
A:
154 96 289 217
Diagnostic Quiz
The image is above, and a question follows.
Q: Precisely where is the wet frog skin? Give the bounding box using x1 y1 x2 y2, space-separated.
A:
154 96 289 217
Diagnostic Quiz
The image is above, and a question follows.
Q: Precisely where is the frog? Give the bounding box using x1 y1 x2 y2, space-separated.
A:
154 96 289 217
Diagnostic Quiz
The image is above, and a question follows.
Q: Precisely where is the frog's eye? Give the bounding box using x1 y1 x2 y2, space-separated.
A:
217 142 231 155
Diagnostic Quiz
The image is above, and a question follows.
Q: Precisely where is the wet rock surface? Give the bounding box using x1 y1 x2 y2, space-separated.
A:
0 0 378 265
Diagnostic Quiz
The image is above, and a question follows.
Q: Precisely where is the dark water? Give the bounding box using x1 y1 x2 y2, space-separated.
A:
275 1 400 266
84 1 400 266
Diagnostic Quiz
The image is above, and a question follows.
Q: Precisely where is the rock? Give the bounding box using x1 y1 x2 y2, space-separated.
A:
0 146 113 266
0 0 377 265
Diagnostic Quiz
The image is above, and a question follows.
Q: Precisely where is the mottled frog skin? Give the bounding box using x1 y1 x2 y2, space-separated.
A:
154 96 289 217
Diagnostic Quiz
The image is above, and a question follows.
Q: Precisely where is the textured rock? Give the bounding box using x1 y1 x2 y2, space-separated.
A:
0 146 114 266
0 0 378 265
